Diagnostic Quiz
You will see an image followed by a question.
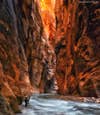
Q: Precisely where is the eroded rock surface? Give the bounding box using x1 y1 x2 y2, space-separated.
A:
53 0 100 96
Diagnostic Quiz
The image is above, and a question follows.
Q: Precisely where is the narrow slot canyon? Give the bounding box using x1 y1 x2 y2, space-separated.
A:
0 0 100 115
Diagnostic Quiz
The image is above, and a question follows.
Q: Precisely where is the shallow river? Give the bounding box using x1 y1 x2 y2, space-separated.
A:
17 94 100 115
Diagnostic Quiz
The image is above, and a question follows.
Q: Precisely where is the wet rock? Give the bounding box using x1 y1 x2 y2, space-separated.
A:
96 98 100 103
0 94 14 115
9 96 21 113
83 97 100 104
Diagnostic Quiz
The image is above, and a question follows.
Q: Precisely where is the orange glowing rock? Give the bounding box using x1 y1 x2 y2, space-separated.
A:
39 0 56 39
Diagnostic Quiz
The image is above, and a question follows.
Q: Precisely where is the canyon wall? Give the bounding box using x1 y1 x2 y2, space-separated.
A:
76 1 100 97
0 0 57 114
39 0 100 96
0 0 41 114
54 0 100 96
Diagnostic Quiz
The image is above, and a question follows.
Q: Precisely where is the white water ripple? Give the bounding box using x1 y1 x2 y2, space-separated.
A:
17 94 100 115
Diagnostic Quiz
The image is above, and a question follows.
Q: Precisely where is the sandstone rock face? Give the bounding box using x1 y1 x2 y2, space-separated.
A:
54 0 100 96
75 2 100 97
34 0 100 97
54 0 79 95
0 0 33 113
0 94 14 115
39 0 100 96
0 1 57 113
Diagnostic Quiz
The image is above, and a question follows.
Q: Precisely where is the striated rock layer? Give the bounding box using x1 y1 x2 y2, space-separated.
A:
54 0 100 96
38 0 100 97
0 0 38 114
0 0 57 114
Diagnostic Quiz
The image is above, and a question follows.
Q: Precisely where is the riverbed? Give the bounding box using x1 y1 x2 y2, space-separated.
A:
17 94 100 115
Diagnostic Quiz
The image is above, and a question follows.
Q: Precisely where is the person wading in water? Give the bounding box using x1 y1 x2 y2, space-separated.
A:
24 96 30 107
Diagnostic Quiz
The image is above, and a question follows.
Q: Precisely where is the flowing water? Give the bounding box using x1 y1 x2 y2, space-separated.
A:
17 94 100 115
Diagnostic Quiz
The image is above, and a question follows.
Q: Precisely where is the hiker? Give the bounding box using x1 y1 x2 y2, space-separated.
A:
24 96 30 107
